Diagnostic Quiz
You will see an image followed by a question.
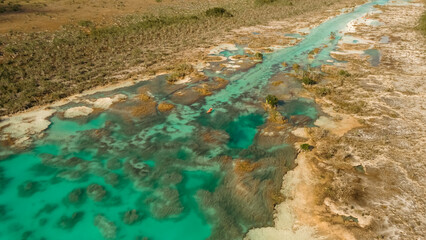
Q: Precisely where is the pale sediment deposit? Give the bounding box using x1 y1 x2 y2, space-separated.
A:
0 109 56 148
90 94 128 109
63 106 94 118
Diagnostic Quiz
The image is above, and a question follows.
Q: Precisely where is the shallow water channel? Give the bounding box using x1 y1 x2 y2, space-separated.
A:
0 1 389 239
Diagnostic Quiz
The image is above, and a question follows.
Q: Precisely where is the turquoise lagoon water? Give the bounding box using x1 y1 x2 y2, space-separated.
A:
278 98 320 126
0 1 389 239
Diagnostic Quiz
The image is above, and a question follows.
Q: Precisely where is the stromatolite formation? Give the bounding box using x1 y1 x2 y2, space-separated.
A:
86 184 107 202
94 214 117 239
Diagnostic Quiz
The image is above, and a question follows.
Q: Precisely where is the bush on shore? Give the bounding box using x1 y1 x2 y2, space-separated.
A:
266 95 279 107
205 7 233 17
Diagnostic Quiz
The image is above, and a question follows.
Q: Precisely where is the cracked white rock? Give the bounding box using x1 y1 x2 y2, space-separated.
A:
64 106 94 118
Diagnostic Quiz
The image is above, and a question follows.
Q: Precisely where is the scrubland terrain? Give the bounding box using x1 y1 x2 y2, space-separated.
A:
0 0 364 116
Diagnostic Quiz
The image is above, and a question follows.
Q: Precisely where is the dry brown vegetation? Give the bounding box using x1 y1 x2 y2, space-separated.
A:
0 0 362 116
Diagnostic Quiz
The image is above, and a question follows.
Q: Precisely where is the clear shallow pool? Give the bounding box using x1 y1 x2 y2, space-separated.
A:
277 98 320 126
364 49 381 66
0 1 389 239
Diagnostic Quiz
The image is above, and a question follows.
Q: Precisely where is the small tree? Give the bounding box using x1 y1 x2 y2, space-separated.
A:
338 70 351 77
206 7 233 17
301 76 316 85
254 52 263 60
266 95 279 107
300 143 313 151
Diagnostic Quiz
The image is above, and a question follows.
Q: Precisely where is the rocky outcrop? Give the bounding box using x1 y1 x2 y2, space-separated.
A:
18 181 39 197
92 94 127 109
64 106 93 118
0 108 56 149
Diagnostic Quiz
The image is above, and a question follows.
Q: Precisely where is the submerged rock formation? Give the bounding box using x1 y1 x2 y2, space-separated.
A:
94 214 117 239
147 187 183 219
123 209 140 225
68 188 86 204
18 181 40 197
106 158 122 170
86 184 107 202
123 159 150 180
0 167 11 195
58 212 84 229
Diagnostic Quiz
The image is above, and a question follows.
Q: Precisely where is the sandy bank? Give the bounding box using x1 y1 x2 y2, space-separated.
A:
248 0 425 239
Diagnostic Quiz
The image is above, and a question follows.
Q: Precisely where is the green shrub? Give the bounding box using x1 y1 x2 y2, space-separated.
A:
417 11 426 35
205 7 233 17
254 52 263 60
301 76 316 85
300 143 313 151
265 95 279 107
0 3 21 13
338 70 351 77
11 3 21 12
300 70 321 85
